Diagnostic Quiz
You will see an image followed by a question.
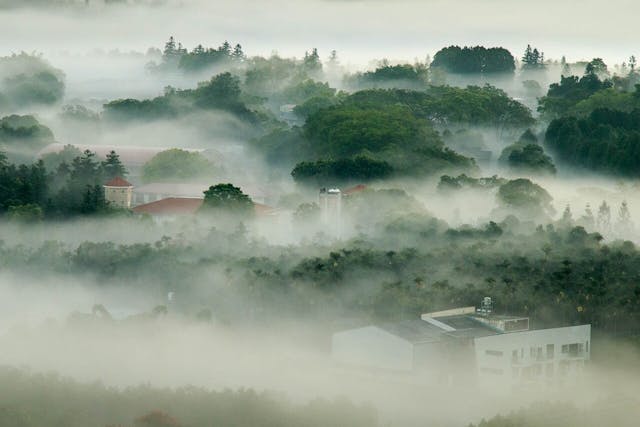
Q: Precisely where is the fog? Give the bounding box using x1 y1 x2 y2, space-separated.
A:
2 1 640 426
1 0 638 66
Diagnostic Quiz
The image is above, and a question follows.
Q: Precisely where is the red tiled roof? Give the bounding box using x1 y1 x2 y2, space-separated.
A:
104 177 133 187
343 184 367 195
253 202 278 216
133 198 203 216
133 197 278 217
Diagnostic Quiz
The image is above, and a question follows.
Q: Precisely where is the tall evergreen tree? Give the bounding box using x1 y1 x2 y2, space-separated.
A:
101 150 127 181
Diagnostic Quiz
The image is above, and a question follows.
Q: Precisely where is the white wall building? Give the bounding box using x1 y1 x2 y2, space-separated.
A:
332 304 591 388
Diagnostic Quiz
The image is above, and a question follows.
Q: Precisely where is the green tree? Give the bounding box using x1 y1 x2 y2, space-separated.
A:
497 178 555 219
101 150 127 181
142 149 213 183
585 58 609 78
291 156 393 186
201 183 254 216
506 144 556 175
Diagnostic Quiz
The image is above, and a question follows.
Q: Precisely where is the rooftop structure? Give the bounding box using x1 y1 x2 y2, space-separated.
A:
103 176 133 208
133 182 271 207
332 299 591 388
132 197 278 219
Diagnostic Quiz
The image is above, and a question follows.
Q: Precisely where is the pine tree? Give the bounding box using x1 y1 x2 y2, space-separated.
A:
597 201 611 233
101 150 127 181
560 204 573 227
163 36 177 58
629 55 637 72
522 45 533 66
616 200 633 235
581 203 595 229
232 44 245 61
220 41 231 55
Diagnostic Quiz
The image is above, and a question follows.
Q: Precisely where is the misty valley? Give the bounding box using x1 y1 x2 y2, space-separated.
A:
2 2 640 426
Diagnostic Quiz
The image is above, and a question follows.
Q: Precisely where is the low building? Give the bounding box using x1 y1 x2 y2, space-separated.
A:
132 197 278 221
332 302 590 388
133 182 272 207
103 177 133 209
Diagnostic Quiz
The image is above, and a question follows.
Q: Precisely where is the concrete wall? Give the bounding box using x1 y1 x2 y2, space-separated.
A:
473 325 591 387
332 326 414 371
104 186 133 209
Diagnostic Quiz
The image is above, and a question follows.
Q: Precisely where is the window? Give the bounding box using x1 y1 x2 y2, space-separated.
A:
546 344 555 359
586 341 589 353
562 343 584 357
486 350 503 357
512 350 519 364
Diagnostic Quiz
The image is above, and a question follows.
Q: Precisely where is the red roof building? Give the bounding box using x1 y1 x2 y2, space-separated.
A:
132 197 278 217
343 184 367 196
132 198 203 216
104 177 133 187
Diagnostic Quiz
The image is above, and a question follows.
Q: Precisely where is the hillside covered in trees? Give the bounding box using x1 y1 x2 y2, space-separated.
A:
2 3 640 425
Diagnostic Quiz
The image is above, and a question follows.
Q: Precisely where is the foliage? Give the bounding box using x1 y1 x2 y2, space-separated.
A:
503 144 556 175
6 203 44 222
0 148 125 218
279 79 337 105
148 37 244 74
40 144 82 171
103 72 257 123
303 104 475 175
201 183 254 216
0 367 377 427
347 64 429 89
521 44 545 69
497 178 555 218
431 45 516 74
102 150 127 181
545 108 640 176
291 156 393 186
142 149 213 183
470 399 640 427
293 202 320 224
538 74 613 120
251 126 308 167
343 86 534 130
0 114 55 162
59 104 100 123
438 174 507 191
0 52 65 109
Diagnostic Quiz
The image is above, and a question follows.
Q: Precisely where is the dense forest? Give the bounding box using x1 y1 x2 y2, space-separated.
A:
2 3 640 424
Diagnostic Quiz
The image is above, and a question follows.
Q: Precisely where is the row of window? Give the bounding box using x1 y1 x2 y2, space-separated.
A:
484 341 589 362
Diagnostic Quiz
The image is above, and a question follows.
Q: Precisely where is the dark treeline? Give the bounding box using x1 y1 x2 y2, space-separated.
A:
430 45 516 74
0 148 126 219
0 367 376 427
2 206 640 337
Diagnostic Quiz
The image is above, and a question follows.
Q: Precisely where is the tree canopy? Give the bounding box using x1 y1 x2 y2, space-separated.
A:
142 149 213 183
431 46 516 74
545 108 640 176
201 183 254 216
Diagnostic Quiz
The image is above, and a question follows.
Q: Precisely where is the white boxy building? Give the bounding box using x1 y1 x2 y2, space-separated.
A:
332 302 590 387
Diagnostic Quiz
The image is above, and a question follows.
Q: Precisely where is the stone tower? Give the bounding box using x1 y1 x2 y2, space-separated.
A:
104 177 134 209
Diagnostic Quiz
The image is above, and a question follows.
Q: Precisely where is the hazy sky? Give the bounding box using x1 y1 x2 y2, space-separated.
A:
1 0 637 66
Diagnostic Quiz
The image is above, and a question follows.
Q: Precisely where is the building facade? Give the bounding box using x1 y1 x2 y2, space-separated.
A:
332 304 591 388
103 177 134 209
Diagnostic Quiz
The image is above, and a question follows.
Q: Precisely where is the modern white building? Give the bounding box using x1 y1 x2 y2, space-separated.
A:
332 302 590 388
319 188 342 226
